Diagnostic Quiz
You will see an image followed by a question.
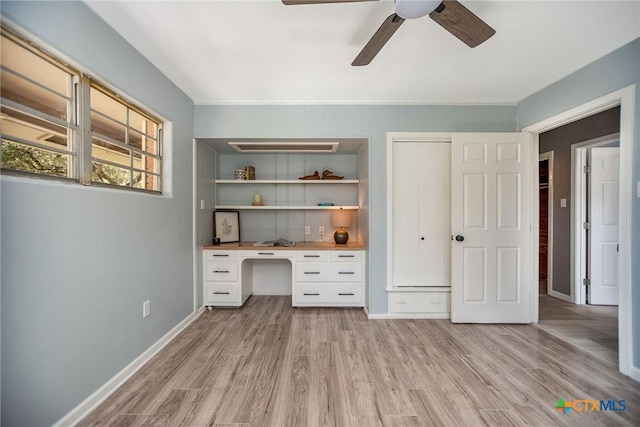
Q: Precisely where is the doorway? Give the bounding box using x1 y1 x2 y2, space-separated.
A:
525 90 632 374
537 136 620 366
538 152 553 296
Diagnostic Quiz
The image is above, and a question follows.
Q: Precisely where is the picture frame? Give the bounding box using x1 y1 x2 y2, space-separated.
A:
213 211 240 243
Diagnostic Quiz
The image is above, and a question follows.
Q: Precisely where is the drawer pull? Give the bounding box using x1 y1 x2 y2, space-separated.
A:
338 293 355 296
213 291 230 295
396 301 407 305
430 301 442 305
338 272 355 275
304 255 320 258
338 255 355 258
212 254 229 257
304 272 321 275
303 293 320 296
213 270 230 273
258 252 274 255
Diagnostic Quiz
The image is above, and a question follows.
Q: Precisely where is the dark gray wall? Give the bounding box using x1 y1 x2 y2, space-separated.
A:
518 37 639 369
1 2 195 426
539 107 620 296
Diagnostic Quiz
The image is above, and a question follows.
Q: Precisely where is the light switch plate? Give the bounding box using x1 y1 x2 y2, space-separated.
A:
560 198 567 208
637 181 640 198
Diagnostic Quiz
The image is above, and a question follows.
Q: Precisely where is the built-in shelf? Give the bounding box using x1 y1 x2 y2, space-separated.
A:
215 205 359 210
215 179 359 184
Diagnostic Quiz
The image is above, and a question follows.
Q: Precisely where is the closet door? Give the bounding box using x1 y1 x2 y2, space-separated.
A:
392 142 450 287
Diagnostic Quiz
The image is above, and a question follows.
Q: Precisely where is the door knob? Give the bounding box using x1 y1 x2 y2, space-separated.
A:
455 235 464 242
421 237 425 240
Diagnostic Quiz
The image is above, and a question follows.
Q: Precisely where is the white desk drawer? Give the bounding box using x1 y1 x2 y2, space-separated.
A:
388 292 450 313
204 250 237 261
240 250 294 259
329 251 363 262
205 261 238 282
325 283 362 303
205 283 238 304
295 263 361 282
295 283 362 304
296 251 328 262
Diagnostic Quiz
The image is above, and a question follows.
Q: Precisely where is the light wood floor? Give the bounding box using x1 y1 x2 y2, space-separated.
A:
538 293 618 365
80 296 639 426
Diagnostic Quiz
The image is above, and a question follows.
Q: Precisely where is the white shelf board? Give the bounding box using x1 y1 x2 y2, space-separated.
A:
215 179 359 184
215 205 359 210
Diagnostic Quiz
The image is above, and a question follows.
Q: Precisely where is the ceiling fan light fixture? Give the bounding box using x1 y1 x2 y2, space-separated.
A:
394 0 441 19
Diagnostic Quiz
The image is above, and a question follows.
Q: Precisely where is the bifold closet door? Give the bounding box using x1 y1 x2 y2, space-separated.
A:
392 142 450 287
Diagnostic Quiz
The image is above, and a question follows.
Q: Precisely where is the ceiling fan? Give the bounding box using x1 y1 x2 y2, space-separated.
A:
282 0 496 66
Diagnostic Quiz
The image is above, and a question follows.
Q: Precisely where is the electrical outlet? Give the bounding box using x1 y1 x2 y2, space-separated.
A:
319 226 325 235
143 300 151 318
304 226 311 235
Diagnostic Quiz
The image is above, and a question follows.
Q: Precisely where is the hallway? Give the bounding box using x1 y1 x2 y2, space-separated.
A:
537 293 618 365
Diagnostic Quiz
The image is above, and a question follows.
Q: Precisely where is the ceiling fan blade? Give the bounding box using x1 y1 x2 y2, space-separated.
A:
352 14 405 66
282 0 376 5
429 0 495 48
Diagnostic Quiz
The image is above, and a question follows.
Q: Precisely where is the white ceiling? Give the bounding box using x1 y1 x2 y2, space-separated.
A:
85 0 640 105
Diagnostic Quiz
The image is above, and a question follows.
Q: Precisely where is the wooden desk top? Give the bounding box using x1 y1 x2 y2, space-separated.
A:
202 241 365 251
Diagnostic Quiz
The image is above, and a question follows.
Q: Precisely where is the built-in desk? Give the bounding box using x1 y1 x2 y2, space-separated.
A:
202 242 365 308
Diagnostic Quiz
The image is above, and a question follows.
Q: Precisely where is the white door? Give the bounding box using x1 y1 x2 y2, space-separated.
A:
589 147 619 305
392 142 451 287
451 133 531 323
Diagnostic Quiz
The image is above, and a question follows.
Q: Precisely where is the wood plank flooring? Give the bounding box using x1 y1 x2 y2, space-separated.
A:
538 294 618 365
80 296 639 426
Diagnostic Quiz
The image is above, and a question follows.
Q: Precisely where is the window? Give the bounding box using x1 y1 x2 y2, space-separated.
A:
90 85 162 191
0 30 76 179
0 27 163 193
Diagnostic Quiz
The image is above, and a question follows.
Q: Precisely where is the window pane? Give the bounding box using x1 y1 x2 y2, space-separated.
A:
1 107 70 151
92 138 130 168
1 139 68 177
92 160 131 187
91 112 126 144
130 129 158 155
132 171 160 191
90 87 126 124
129 109 157 138
132 171 145 189
129 129 143 151
0 68 69 121
1 34 69 97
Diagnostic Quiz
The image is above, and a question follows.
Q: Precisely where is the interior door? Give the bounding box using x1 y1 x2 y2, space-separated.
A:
392 142 450 287
451 133 531 323
589 147 619 305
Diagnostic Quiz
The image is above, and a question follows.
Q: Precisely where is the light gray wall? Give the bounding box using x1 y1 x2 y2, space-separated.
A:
196 143 217 307
215 152 359 242
194 105 517 314
358 142 370 309
0 2 195 426
517 38 640 367
539 107 621 296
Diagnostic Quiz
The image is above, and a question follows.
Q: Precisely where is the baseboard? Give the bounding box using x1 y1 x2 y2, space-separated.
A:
367 312 450 320
363 306 369 317
549 290 572 302
53 307 206 427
